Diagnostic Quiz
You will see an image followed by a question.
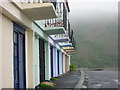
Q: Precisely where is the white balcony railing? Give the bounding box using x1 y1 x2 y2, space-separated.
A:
20 0 51 3
51 34 69 40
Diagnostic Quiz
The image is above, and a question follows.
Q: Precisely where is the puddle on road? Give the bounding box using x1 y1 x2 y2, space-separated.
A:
89 81 102 88
113 79 118 83
89 81 119 88
95 84 102 87
102 82 110 85
77 77 81 79
112 79 120 85
88 83 102 88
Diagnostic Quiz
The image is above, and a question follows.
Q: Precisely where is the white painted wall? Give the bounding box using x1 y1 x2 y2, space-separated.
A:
68 55 70 71
2 15 14 88
53 47 55 77
59 51 63 75
1 1 62 50
48 44 51 79
62 54 66 73
0 1 69 89
45 42 51 80
67 55 69 72
53 48 57 77
0 13 2 90
25 30 34 88
33 33 40 87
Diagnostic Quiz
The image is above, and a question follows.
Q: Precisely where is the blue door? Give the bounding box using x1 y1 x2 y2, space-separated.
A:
13 23 26 89
50 46 53 77
57 50 60 75
39 38 45 82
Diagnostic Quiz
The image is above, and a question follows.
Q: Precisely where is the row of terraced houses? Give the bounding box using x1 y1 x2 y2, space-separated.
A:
0 0 76 89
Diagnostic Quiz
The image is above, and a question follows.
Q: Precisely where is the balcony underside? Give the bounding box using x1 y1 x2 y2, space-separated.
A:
65 50 76 53
21 3 57 20
63 47 74 50
54 37 69 42
59 43 72 47
55 39 69 42
44 27 65 35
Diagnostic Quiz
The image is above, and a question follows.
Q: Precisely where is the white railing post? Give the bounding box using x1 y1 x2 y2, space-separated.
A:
21 0 25 3
33 0 39 3
30 0 33 3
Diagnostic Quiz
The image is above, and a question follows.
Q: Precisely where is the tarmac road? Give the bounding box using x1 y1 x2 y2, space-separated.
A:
84 71 119 88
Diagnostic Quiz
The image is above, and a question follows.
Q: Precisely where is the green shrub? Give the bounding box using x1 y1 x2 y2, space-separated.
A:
70 65 77 71
50 77 58 81
53 83 56 86
39 83 56 88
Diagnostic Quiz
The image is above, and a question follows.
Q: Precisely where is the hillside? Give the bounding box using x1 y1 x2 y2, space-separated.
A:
70 15 118 68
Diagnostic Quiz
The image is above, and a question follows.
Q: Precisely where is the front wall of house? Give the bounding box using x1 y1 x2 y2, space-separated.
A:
68 55 70 71
2 1 32 29
2 15 14 88
53 48 56 77
0 13 2 90
45 42 51 80
33 35 51 86
53 48 57 77
25 30 34 88
1 1 71 89
33 34 40 87
65 55 69 72
63 54 66 73
59 51 63 75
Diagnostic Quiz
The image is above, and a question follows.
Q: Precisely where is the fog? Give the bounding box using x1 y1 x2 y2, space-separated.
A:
68 0 119 67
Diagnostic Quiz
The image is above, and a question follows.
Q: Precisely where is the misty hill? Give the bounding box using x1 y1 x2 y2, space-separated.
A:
70 14 118 68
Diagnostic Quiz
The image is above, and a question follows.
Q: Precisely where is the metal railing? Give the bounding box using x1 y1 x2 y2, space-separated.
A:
53 34 69 38
68 21 71 38
20 0 51 3
45 18 63 27
44 2 68 30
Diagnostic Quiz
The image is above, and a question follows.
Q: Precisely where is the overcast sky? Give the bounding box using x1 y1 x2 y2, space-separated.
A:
68 0 118 52
68 0 119 26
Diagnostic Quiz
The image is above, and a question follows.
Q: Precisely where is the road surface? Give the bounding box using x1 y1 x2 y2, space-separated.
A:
84 70 119 88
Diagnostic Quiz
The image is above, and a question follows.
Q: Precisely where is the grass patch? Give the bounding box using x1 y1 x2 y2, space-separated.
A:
50 77 58 81
39 82 56 88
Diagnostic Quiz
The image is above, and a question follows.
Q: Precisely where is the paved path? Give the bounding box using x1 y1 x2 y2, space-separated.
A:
51 71 81 89
84 71 119 88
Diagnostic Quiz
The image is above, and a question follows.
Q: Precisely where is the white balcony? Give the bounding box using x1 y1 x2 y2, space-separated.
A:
54 37 69 42
44 27 65 35
21 3 57 20
51 34 69 42
65 50 76 53
59 43 72 47
62 47 74 50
